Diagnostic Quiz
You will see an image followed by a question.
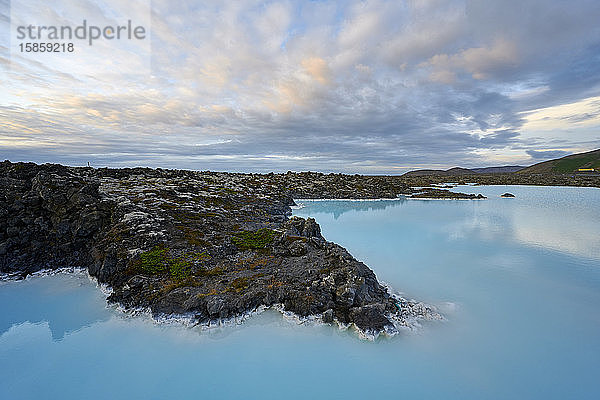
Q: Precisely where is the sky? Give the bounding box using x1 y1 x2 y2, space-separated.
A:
1 0 600 174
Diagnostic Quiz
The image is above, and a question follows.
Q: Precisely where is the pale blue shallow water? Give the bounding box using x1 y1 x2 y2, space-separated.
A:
1 185 599 399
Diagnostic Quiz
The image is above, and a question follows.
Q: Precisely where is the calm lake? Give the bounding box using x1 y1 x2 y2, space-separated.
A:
1 185 599 399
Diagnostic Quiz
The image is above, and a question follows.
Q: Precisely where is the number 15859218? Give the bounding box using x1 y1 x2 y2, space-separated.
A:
19 42 74 52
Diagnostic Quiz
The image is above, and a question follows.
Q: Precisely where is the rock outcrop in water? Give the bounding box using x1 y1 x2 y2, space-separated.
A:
0 161 441 338
409 188 486 199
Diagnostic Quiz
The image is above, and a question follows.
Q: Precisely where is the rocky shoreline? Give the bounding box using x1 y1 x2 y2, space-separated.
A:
1 161 597 338
408 188 486 199
0 161 443 338
401 172 600 188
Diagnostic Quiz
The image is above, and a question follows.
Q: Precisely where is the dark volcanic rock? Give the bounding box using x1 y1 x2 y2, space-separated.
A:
0 161 438 338
350 304 393 333
409 188 486 199
0 162 113 275
500 193 516 198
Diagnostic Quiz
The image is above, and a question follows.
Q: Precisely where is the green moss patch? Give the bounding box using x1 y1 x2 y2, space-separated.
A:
139 246 168 274
137 246 207 282
168 258 192 281
231 228 277 250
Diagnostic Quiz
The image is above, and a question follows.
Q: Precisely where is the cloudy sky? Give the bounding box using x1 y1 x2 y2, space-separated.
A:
1 0 600 173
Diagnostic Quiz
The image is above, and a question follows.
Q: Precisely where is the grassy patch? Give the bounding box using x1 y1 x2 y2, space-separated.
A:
137 246 209 282
184 229 211 247
231 277 249 291
553 153 600 172
231 228 277 250
285 235 308 243
139 246 168 274
196 289 219 298
228 273 265 293
197 266 224 277
169 258 192 281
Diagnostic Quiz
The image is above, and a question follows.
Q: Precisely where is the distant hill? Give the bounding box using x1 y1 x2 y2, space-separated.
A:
403 167 477 176
403 165 524 176
471 166 525 174
402 149 600 176
518 149 600 174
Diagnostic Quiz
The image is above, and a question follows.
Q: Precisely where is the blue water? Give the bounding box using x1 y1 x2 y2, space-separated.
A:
1 186 599 399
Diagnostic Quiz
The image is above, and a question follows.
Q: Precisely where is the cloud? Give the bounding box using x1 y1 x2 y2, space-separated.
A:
301 57 331 85
520 96 600 131
1 0 599 172
526 150 571 160
427 39 519 81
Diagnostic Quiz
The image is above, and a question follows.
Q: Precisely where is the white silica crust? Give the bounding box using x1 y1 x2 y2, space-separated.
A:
1 270 443 341
0 267 88 282
295 198 404 202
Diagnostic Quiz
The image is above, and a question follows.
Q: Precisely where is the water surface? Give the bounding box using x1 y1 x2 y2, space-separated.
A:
1 185 599 399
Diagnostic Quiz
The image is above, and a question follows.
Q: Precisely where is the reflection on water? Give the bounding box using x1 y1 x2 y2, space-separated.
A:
295 197 406 219
299 185 600 261
0 272 111 340
448 185 600 260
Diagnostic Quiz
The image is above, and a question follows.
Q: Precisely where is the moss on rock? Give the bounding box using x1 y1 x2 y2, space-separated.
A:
231 228 277 250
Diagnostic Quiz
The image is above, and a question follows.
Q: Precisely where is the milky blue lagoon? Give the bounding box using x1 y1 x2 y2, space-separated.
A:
1 185 599 399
